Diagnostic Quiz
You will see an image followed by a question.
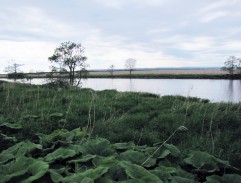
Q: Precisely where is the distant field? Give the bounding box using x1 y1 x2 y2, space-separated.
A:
0 69 231 79
0 74 6 78
89 69 228 75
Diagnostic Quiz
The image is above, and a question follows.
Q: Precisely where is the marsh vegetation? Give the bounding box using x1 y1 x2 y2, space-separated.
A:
0 81 241 182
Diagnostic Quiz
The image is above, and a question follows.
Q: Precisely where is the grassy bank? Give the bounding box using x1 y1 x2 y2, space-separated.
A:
1 81 241 181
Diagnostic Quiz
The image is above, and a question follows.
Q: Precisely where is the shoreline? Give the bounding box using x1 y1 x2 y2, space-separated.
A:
0 69 240 79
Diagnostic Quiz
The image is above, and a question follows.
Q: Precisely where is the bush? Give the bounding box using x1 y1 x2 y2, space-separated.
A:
7 73 27 80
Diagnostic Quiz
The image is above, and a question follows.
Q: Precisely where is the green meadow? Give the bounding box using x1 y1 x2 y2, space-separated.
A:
1 80 241 182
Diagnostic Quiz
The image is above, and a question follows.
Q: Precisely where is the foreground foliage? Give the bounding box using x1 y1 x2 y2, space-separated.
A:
0 124 240 183
0 81 241 182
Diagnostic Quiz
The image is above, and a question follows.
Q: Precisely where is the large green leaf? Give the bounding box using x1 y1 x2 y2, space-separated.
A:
0 141 42 164
103 163 127 181
183 151 230 173
0 153 15 166
67 144 88 157
0 132 17 143
82 138 115 156
170 176 197 183
0 122 22 132
163 144 181 158
67 154 96 164
62 166 108 182
15 141 42 157
21 159 49 183
118 179 145 183
95 177 113 183
92 156 117 166
141 144 180 159
205 174 241 183
72 128 87 140
48 167 70 183
81 177 94 183
120 150 156 167
112 142 135 151
150 166 176 181
37 128 88 151
0 156 49 183
141 146 161 157
175 167 195 180
159 149 171 159
0 156 30 183
38 129 74 148
44 148 77 163
48 169 64 183
120 161 163 183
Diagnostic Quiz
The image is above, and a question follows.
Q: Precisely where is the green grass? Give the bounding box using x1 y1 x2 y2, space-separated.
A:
0 80 241 170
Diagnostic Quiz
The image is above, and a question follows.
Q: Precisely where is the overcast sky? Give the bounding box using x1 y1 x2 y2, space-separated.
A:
0 0 241 73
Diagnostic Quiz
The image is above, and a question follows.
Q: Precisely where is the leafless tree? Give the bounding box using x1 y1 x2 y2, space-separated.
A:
4 61 22 74
222 56 237 75
125 58 136 76
237 57 241 74
4 60 24 81
108 65 115 77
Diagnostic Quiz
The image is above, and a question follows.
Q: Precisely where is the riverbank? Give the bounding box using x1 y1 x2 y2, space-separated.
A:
1 68 240 79
88 69 240 79
87 73 241 79
90 68 228 75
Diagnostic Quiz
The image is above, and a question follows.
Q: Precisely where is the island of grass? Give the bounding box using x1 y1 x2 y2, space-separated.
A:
0 80 241 182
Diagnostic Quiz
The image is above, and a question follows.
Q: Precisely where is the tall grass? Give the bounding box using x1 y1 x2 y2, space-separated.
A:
0 80 241 168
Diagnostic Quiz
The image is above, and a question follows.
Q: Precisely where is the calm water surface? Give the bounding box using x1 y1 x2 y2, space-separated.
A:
81 79 241 103
1 78 241 103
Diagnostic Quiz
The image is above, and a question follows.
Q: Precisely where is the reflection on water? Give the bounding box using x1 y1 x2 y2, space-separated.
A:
228 80 234 102
1 78 241 103
81 78 241 103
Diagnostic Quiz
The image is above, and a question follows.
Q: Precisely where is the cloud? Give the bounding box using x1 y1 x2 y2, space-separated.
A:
200 11 229 23
0 0 241 73
0 40 56 72
0 5 102 42
224 41 241 51
176 36 214 51
135 0 169 6
198 0 241 23
93 0 168 9
200 1 228 14
0 6 72 41
146 27 170 35
83 33 208 69
93 0 122 9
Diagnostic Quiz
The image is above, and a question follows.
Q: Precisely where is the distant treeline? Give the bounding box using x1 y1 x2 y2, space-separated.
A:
1 68 241 80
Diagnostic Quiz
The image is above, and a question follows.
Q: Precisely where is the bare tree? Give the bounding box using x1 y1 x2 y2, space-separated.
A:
222 56 237 75
108 65 115 77
4 62 22 74
237 57 241 74
4 61 24 81
125 58 136 76
48 41 88 86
